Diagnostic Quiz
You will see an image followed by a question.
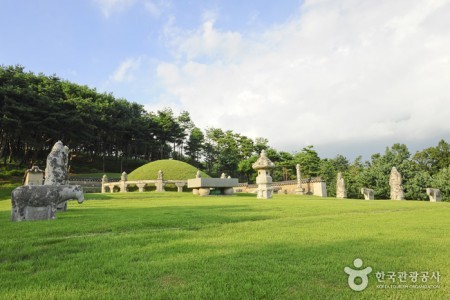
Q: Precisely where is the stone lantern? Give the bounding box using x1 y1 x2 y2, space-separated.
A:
252 150 275 199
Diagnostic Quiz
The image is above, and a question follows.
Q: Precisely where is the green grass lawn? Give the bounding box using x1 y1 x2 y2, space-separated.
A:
0 192 448 299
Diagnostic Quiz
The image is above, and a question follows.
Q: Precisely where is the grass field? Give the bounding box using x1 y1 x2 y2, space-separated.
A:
0 192 448 299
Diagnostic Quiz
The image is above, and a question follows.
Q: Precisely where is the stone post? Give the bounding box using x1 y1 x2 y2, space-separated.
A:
120 171 128 193
101 174 108 193
252 150 275 199
295 164 304 195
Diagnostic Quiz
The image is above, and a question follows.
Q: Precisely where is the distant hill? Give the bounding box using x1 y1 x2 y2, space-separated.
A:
128 160 210 181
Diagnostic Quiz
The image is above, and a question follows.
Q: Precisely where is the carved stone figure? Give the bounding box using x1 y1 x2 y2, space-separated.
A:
11 185 84 222
336 172 347 199
389 167 405 200
44 141 69 185
156 170 165 192
44 141 71 211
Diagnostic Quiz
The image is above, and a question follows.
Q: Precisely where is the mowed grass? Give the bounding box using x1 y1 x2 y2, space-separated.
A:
0 192 448 299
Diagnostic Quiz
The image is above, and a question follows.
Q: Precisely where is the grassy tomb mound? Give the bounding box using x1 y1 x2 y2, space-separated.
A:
128 159 209 181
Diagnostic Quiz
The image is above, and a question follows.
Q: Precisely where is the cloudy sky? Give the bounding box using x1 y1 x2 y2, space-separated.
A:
2 0 450 159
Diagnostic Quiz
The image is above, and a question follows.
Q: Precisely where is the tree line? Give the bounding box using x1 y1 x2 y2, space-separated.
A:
1 65 449 200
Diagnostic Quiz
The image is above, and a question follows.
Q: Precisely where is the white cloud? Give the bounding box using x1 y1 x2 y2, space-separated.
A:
93 0 136 17
93 0 169 18
155 0 450 156
110 57 142 82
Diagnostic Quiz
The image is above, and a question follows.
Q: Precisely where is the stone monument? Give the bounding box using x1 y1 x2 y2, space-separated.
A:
252 150 275 199
426 188 441 202
295 164 304 195
336 172 347 199
389 167 405 200
24 165 44 186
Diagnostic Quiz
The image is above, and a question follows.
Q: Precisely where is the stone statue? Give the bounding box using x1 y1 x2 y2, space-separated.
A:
44 141 70 211
220 173 226 179
336 172 347 198
11 185 84 222
196 170 202 178
426 188 441 202
389 167 405 200
44 141 69 185
121 171 128 181
361 188 374 200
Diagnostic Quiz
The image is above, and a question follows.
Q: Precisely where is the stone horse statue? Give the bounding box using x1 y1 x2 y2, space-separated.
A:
11 185 84 222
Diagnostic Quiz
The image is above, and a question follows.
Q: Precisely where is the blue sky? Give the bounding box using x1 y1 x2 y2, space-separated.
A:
2 0 450 159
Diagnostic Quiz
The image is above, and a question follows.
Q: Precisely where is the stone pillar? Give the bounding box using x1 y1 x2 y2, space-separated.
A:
120 172 128 193
109 184 116 193
426 188 441 202
361 188 374 200
155 170 165 192
136 183 147 192
24 166 44 186
252 150 275 199
192 188 199 195
101 174 108 193
389 167 405 200
295 164 304 195
175 182 186 193
336 172 347 199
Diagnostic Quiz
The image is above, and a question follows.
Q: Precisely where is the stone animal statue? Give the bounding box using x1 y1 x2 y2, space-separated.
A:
360 188 374 200
426 188 441 202
11 185 84 222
